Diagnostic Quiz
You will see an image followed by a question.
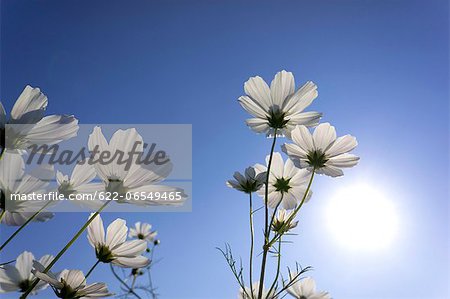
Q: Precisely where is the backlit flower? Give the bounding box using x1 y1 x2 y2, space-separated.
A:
0 251 53 294
32 262 113 298
0 152 53 226
57 161 104 209
254 153 312 210
1 85 78 153
239 282 277 299
226 167 266 193
88 126 186 205
87 214 150 268
282 123 359 177
129 221 157 243
238 70 321 137
271 209 298 233
287 277 330 299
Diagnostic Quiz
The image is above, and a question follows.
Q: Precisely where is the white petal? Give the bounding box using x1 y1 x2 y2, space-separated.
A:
238 96 269 119
287 111 322 128
270 70 295 107
317 165 343 177
32 262 63 289
105 218 127 249
267 152 284 179
22 115 79 145
15 251 34 281
87 126 111 182
245 118 270 134
0 265 21 287
326 134 358 157
327 153 359 168
64 270 86 289
283 81 318 113
70 161 97 187
244 76 272 110
10 85 48 120
87 213 105 247
0 152 25 191
291 125 314 153
112 256 150 268
81 282 112 297
109 128 144 181
112 240 147 257
312 123 336 151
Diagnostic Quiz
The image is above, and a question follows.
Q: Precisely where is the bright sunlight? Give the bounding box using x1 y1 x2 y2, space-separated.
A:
326 183 399 251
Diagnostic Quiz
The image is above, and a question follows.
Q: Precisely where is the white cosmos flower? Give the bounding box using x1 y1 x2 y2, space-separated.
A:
0 152 54 226
254 153 312 210
226 167 266 193
287 277 330 299
129 221 157 243
87 214 150 268
271 209 298 233
32 262 113 298
1 85 79 152
239 282 277 299
57 161 104 209
238 70 321 137
0 251 53 294
88 126 186 205
282 123 359 177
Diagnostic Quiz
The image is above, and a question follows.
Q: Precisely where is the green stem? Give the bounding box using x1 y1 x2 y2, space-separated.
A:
269 169 315 247
0 201 52 252
20 200 111 299
267 236 282 295
85 259 101 279
147 244 158 299
249 192 255 299
110 264 142 299
258 130 277 299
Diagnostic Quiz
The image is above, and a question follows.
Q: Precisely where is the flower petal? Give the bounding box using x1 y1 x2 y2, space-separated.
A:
105 218 128 249
238 96 268 119
326 134 358 157
270 70 295 107
244 76 272 110
283 81 318 113
10 85 48 120
312 123 336 151
327 153 359 168
112 240 147 257
112 256 150 268
87 213 105 248
15 251 34 281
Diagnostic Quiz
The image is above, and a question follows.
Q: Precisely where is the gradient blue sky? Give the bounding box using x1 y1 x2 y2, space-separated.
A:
1 1 449 298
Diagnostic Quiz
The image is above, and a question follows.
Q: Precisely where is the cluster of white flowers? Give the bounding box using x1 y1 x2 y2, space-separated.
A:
0 86 170 297
226 70 359 298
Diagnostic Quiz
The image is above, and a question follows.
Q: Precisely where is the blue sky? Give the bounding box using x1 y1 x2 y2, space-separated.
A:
1 0 449 298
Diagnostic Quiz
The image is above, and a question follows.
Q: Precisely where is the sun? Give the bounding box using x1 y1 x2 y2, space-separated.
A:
326 183 399 251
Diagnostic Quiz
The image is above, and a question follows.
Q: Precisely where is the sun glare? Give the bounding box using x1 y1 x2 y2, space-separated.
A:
326 183 399 251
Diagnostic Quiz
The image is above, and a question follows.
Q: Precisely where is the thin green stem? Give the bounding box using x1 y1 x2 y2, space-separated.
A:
0 201 52 252
258 129 277 299
267 236 282 295
85 259 101 279
249 192 255 299
110 264 142 299
131 274 137 289
269 169 315 247
147 244 158 299
20 200 111 299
